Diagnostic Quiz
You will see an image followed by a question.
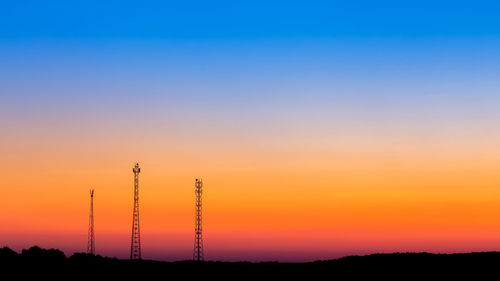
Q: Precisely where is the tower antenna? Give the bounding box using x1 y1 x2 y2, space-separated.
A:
87 189 95 255
130 163 142 260
193 178 204 261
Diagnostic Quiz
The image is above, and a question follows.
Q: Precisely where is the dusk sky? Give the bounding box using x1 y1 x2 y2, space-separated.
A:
1 1 500 261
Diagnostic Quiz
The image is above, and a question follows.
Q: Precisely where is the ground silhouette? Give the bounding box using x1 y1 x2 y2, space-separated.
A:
1 246 499 279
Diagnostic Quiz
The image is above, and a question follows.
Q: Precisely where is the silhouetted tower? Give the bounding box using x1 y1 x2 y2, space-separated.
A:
130 163 142 260
193 178 204 261
87 189 95 255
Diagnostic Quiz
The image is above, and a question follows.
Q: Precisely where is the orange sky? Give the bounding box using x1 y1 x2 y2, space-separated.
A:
2 119 500 261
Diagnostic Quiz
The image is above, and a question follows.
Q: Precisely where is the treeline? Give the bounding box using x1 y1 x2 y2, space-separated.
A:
1 246 499 279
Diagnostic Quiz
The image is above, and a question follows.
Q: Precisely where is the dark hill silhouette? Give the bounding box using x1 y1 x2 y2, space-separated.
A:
1 246 499 279
20 246 66 261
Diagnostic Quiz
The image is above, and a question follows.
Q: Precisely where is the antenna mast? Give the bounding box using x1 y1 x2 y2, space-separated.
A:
193 178 204 261
130 163 142 260
87 189 95 255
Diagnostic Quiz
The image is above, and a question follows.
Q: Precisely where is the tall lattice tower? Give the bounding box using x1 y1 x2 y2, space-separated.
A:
87 189 95 255
193 178 204 261
130 163 142 260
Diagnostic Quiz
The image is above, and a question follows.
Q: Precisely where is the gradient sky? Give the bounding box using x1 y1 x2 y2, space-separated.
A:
1 0 500 261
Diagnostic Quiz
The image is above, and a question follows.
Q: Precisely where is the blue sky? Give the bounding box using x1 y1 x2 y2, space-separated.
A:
2 1 500 261
1 1 500 124
1 1 500 39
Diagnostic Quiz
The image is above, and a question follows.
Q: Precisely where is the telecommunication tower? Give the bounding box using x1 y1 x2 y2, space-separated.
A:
193 178 204 261
87 189 95 255
130 163 142 260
